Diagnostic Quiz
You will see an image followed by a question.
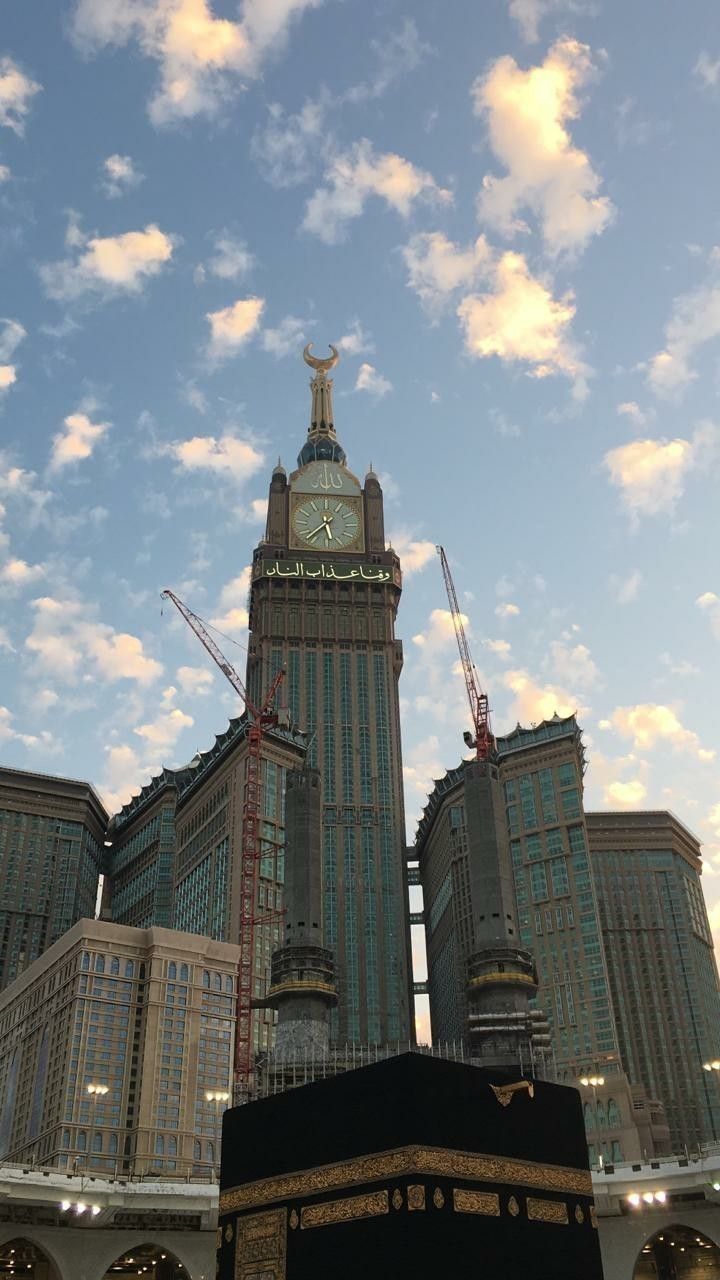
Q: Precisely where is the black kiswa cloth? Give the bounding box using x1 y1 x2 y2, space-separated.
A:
218 1052 604 1280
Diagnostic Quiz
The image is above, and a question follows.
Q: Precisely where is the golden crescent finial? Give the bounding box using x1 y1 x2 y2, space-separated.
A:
303 343 339 373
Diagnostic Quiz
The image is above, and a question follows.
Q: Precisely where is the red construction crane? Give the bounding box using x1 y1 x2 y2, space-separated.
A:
161 589 284 1103
436 546 495 761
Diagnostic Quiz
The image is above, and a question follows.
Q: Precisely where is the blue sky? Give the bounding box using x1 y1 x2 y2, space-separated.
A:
2 0 720 978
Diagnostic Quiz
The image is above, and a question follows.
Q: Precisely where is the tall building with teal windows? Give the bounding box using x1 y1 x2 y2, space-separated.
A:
587 810 720 1150
0 766 108 992
416 715 649 1163
108 717 306 1055
246 347 414 1043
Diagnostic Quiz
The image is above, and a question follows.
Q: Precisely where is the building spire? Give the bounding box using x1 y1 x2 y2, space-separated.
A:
298 344 346 467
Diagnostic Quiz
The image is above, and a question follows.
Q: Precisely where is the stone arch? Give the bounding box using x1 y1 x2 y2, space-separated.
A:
633 1222 720 1280
0 1234 64 1280
95 1238 198 1279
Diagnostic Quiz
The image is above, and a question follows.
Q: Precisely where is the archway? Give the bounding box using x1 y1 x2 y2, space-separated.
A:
0 1237 62 1280
100 1242 188 1279
633 1224 720 1280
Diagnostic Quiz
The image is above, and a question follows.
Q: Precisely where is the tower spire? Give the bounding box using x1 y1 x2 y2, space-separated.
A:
298 343 346 467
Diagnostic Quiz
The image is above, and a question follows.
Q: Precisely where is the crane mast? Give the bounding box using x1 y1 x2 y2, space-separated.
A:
436 546 494 760
161 589 284 1104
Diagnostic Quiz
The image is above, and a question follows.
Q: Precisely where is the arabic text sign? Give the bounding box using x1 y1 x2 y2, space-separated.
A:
253 559 399 585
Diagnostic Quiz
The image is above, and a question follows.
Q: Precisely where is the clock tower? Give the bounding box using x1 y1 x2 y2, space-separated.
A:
247 346 413 1043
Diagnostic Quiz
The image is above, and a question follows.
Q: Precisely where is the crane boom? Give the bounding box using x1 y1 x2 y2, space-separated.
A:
161 588 285 1103
436 546 494 761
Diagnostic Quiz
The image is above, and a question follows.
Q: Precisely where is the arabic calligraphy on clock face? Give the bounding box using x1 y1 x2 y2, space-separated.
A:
292 496 362 549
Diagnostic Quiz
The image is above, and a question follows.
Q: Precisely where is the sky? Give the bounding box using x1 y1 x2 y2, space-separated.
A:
2 0 720 1001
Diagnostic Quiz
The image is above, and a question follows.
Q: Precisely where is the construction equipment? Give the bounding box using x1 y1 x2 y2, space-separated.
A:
436 546 494 761
161 589 284 1103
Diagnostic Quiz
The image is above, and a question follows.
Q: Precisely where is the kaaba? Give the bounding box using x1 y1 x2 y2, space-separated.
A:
217 1052 604 1279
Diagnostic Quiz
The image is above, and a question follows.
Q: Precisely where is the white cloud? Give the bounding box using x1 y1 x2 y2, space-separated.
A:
168 432 264 482
251 95 328 188
101 153 143 197
697 591 720 640
484 638 512 661
386 532 435 576
0 319 26 397
261 315 307 358
549 640 599 688
355 362 392 397
403 733 447 808
0 626 14 652
206 296 265 359
26 596 164 686
336 319 374 356
617 401 649 428
502 667 585 724
72 0 324 126
609 702 713 759
495 601 520 618
609 569 642 603
507 0 591 43
659 653 700 677
412 607 465 653
694 52 720 90
457 251 589 397
302 139 452 244
40 223 177 302
0 705 57 753
402 231 492 313
0 557 45 588
134 686 193 750
0 164 9 182
176 664 214 695
604 778 647 807
203 232 254 281
603 423 720 517
49 412 110 470
648 258 720 394
473 38 613 257
342 18 430 105
211 566 251 632
0 56 41 135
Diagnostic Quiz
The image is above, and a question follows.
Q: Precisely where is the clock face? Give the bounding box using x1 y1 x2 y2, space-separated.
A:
291 496 362 549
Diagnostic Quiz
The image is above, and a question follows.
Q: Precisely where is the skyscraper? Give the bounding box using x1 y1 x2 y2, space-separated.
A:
108 716 306 1054
587 809 720 1149
0 767 108 991
416 715 650 1162
246 346 413 1043
0 917 240 1176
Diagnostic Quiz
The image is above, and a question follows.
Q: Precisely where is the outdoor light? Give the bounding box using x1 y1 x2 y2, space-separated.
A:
655 1191 667 1203
713 1182 720 1191
87 1083 109 1096
91 1205 101 1216
628 1193 641 1207
61 1200 71 1211
579 1075 605 1087
75 1202 86 1214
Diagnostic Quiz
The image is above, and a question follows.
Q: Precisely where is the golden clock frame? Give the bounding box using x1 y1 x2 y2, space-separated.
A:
288 490 365 553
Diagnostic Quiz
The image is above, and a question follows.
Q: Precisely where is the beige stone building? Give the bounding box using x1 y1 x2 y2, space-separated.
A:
0 918 240 1178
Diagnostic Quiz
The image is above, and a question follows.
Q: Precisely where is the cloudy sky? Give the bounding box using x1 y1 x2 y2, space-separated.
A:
2 0 720 971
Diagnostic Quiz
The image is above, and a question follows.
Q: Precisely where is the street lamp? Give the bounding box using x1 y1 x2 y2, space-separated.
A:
703 1061 720 1072
579 1075 606 1168
86 1083 109 1168
205 1091 230 1103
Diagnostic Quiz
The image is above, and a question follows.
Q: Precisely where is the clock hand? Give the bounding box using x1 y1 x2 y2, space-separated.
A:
306 514 334 540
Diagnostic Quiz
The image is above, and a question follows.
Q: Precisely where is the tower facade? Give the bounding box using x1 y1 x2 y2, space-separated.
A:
587 809 720 1149
0 767 108 991
246 348 413 1043
416 716 649 1162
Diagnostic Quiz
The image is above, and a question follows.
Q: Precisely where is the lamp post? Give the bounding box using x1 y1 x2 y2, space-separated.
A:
579 1075 605 1168
205 1091 230 1180
86 1083 109 1168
